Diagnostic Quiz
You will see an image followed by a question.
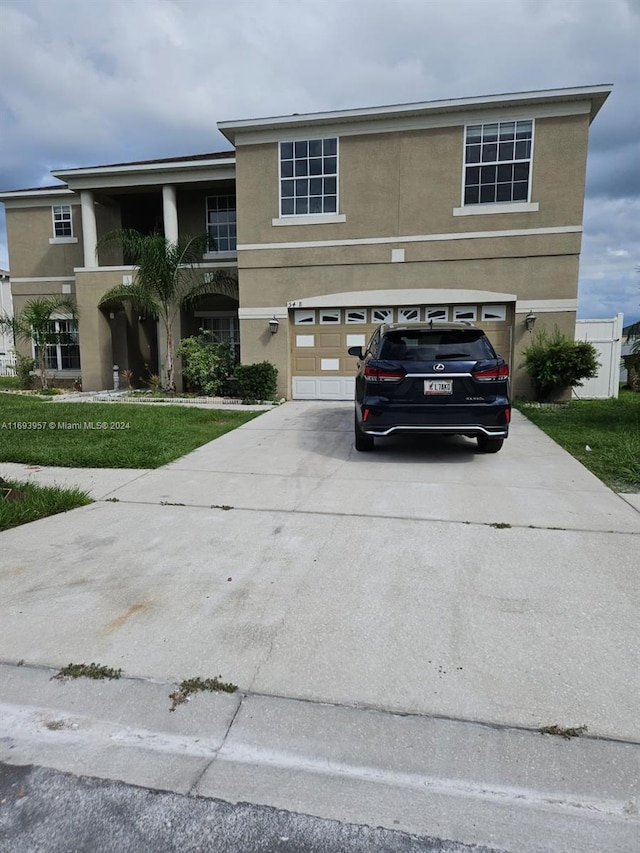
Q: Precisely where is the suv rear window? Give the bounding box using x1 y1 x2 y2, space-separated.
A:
379 329 496 361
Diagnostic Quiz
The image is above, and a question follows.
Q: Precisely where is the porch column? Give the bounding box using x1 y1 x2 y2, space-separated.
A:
162 185 178 243
80 190 98 267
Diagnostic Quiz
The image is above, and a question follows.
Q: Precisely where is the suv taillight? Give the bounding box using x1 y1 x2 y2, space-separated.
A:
364 364 405 382
473 363 509 381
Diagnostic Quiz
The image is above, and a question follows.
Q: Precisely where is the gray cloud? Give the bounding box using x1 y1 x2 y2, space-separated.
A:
0 0 638 319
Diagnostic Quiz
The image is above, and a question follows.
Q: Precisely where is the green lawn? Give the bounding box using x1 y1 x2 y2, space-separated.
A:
516 390 640 492
0 393 262 468
1 479 92 532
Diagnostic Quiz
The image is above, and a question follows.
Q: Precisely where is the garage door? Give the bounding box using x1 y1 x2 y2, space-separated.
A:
291 302 514 400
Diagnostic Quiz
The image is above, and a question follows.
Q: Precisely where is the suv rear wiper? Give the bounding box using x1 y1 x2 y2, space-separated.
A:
433 352 471 359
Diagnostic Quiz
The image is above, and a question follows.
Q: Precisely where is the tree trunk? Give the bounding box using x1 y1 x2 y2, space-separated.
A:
165 321 175 393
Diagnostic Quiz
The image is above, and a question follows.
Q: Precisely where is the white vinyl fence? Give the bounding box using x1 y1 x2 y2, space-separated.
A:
0 353 16 377
574 314 623 399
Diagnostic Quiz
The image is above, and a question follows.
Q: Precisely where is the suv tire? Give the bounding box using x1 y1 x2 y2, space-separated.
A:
355 415 375 452
477 436 504 454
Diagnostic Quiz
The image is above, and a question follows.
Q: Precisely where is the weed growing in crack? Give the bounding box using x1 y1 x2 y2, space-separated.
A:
53 662 122 681
539 724 587 739
169 676 238 711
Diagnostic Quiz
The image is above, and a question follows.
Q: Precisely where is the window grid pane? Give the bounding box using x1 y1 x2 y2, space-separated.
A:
206 196 237 252
280 138 338 216
464 120 532 206
53 205 72 238
34 319 80 371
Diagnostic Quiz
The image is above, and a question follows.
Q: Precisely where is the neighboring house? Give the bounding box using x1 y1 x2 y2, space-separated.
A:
621 320 640 386
0 84 611 398
0 268 15 373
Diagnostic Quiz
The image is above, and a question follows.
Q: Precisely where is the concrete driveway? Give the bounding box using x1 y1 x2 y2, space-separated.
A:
1 402 639 851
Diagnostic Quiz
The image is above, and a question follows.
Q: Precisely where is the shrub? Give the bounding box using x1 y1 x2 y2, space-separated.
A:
522 329 599 401
15 353 36 389
176 331 235 397
234 361 278 401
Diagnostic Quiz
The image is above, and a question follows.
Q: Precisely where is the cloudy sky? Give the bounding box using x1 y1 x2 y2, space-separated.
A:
1 0 638 322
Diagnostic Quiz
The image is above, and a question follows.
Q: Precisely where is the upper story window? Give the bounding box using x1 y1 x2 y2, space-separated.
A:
463 120 533 205
280 138 338 216
206 195 236 252
52 204 73 238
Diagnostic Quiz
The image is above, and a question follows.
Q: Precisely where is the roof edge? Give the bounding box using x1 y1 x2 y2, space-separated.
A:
218 84 613 142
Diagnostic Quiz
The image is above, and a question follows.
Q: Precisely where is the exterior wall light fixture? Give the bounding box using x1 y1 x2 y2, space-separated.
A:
269 316 279 335
524 312 537 333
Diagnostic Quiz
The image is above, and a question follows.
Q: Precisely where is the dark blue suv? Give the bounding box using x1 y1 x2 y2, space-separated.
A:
348 322 511 453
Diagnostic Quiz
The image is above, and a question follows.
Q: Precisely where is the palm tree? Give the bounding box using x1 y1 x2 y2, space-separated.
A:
0 296 77 389
97 230 238 392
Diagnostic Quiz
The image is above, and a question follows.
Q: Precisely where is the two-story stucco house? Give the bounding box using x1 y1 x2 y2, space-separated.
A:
0 84 611 399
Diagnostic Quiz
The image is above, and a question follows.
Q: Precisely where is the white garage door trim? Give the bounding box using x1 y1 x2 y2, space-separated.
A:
293 376 355 400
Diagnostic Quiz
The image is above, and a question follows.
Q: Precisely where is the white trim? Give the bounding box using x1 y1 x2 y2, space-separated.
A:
54 165 236 192
52 155 235 179
74 263 237 273
238 307 288 320
287 288 517 309
11 276 75 283
0 189 78 206
272 214 346 226
231 103 590 147
74 265 136 273
238 224 581 252
202 252 237 260
219 85 612 144
49 237 78 245
516 299 577 314
453 202 539 216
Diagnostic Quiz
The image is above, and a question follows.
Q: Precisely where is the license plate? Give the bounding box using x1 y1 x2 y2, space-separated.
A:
424 379 452 395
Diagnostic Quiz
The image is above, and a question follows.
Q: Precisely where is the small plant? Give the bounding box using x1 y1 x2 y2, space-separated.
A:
15 353 36 390
140 366 163 394
522 329 599 402
169 675 238 711
234 361 278 402
539 724 588 740
73 376 82 392
121 368 135 391
53 662 122 681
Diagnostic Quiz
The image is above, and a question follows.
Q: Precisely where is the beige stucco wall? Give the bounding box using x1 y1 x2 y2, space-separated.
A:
74 269 127 390
238 254 579 309
235 114 590 247
5 204 83 278
240 317 290 399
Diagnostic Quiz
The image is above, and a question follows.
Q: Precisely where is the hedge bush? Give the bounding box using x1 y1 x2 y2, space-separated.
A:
234 361 278 401
522 329 599 401
176 332 235 396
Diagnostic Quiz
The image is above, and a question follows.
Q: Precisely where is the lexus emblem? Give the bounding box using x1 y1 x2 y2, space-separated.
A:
434 363 445 371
